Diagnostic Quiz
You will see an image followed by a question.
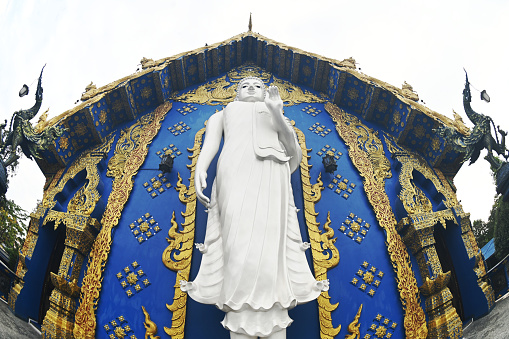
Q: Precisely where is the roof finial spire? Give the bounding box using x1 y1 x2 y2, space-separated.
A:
248 13 252 32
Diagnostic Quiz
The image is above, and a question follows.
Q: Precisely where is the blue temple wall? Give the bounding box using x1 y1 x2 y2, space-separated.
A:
10 31 494 335
86 73 409 338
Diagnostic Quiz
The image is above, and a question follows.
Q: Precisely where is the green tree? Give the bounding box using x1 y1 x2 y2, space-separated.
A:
491 196 509 261
472 218 494 249
0 197 28 270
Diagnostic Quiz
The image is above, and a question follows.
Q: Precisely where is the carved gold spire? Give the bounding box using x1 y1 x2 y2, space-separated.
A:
248 13 252 31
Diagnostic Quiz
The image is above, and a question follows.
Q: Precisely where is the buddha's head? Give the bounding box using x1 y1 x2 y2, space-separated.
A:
235 77 266 102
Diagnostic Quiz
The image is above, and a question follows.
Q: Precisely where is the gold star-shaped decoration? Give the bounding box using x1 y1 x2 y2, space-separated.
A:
351 277 359 285
114 326 126 339
116 272 123 279
370 266 377 273
351 221 361 232
375 326 387 338
118 315 125 322
362 261 369 268
139 222 149 233
368 289 375 296
383 318 390 325
363 271 374 284
126 272 138 285
375 314 382 321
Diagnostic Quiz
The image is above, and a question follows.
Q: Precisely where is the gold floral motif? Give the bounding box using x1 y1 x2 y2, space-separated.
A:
141 306 160 339
172 65 325 107
73 102 171 338
162 126 205 339
384 135 459 210
271 75 326 106
295 127 341 339
345 304 363 339
59 135 69 151
325 102 427 339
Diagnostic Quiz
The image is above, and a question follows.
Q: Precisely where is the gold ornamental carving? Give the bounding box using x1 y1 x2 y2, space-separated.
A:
142 306 161 339
161 125 204 339
73 102 171 338
172 65 326 107
295 127 341 339
325 102 427 339
384 135 459 215
345 304 363 339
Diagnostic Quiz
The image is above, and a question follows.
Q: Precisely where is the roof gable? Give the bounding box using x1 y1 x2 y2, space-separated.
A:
35 31 467 177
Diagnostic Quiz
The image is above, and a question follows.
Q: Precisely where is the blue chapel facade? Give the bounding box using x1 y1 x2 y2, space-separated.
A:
8 31 495 339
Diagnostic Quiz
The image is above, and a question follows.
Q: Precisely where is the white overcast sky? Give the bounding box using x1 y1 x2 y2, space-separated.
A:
1 0 508 222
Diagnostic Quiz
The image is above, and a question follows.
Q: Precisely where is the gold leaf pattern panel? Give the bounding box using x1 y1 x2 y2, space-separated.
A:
325 102 427 339
73 101 171 338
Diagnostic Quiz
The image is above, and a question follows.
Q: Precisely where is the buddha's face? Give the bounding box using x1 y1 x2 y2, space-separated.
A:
237 79 265 102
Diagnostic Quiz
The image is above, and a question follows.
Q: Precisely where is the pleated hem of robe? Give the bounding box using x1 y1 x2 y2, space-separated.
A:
221 305 292 337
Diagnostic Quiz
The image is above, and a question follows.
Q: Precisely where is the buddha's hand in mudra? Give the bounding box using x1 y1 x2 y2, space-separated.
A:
264 85 283 115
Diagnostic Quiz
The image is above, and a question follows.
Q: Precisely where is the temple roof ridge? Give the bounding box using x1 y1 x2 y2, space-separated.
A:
34 30 467 177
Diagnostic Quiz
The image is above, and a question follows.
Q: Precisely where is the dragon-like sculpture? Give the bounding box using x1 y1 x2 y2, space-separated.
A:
0 66 64 168
435 70 508 171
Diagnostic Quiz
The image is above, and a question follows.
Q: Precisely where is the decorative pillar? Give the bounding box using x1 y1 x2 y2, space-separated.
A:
41 213 100 339
397 212 463 339
8 213 40 312
458 212 495 308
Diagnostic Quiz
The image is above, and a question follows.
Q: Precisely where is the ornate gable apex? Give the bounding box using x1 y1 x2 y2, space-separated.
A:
36 31 465 176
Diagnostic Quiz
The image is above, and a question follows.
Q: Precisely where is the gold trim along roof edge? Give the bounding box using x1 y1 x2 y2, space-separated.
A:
41 30 467 135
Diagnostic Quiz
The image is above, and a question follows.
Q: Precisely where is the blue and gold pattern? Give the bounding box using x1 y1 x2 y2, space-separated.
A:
168 121 191 136
316 144 342 159
177 104 198 116
351 261 384 297
302 104 322 117
155 144 183 159
103 315 137 339
116 261 151 298
129 213 161 244
363 314 398 339
339 213 371 243
309 122 332 137
143 173 172 199
327 173 357 199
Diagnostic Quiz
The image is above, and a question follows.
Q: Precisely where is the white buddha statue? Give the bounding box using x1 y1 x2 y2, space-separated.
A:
180 77 328 339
